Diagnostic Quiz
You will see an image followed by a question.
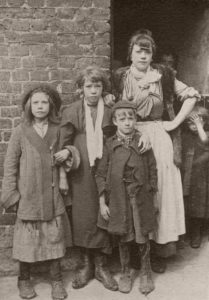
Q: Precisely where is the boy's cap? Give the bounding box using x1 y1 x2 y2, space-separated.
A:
112 100 137 114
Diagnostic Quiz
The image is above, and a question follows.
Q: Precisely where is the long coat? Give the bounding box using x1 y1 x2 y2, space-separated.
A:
95 132 158 236
59 99 114 251
182 130 209 218
1 122 65 221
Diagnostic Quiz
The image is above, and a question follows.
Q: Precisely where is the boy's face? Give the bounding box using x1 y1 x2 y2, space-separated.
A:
113 108 136 135
83 79 103 106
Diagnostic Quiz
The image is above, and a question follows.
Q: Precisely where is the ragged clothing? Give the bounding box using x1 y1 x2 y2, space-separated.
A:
182 130 209 218
95 131 157 239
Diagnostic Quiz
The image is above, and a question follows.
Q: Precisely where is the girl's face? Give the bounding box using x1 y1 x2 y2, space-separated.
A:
83 79 103 106
131 44 153 72
113 109 136 135
187 116 204 133
31 92 50 121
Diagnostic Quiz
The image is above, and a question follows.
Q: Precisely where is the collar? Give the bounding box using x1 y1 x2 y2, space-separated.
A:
111 130 140 153
116 131 135 148
130 64 162 87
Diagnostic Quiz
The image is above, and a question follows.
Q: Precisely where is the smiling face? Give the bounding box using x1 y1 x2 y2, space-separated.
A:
31 92 50 121
83 79 103 106
131 44 153 72
113 108 136 135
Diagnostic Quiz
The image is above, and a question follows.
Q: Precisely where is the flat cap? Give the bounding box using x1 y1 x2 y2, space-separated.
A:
112 100 137 113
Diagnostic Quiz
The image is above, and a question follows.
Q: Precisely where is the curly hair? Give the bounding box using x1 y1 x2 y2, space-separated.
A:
22 84 62 124
127 29 156 62
76 65 110 95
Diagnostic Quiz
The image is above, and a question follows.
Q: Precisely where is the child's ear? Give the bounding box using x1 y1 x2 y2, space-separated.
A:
113 117 117 126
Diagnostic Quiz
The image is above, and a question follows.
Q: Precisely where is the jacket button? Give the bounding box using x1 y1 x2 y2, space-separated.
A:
52 182 55 187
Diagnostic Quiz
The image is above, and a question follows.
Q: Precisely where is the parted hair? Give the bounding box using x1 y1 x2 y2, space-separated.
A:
22 84 62 124
127 29 156 61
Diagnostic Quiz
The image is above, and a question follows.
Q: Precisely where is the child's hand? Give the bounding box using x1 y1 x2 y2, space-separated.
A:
189 114 203 127
138 133 151 153
100 202 110 221
54 149 70 163
59 176 69 195
103 93 116 108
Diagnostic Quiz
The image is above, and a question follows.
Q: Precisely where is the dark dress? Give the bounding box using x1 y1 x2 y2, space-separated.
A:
182 130 209 218
59 99 114 252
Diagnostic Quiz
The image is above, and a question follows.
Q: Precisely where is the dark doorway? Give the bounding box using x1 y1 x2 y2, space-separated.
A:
112 0 209 92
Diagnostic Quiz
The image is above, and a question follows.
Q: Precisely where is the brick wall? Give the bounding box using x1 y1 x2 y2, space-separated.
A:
0 0 111 275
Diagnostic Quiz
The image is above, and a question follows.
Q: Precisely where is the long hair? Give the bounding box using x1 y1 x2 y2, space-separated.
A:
22 84 62 124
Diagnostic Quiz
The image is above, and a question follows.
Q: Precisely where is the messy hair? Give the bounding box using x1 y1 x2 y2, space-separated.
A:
22 84 62 124
76 65 110 95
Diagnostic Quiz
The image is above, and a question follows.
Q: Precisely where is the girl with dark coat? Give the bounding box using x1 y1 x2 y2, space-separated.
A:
1 85 78 300
58 66 118 291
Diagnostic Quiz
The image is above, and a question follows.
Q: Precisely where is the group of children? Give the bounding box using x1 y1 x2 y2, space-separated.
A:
1 65 209 300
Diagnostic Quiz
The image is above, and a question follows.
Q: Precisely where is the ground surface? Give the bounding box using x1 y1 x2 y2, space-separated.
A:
0 237 209 300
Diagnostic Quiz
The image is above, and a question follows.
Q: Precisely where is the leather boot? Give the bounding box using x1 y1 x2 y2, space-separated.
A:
72 248 94 289
118 243 132 293
190 218 202 248
50 259 67 300
18 279 37 299
51 281 67 300
139 241 155 295
18 262 36 299
150 241 166 273
94 251 118 291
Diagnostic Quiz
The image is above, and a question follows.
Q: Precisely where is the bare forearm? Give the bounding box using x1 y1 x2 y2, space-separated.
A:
197 125 209 143
99 193 106 206
174 98 196 127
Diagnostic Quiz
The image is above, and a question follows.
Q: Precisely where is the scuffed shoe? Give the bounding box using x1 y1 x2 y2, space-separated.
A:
72 266 94 289
51 281 67 300
150 255 166 273
118 270 132 293
190 233 202 248
18 279 37 299
94 254 118 291
139 273 155 295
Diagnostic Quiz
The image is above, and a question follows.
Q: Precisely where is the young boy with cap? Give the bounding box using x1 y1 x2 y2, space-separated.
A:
95 100 157 295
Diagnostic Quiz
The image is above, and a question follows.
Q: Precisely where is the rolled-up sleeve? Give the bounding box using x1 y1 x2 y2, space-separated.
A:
174 78 201 102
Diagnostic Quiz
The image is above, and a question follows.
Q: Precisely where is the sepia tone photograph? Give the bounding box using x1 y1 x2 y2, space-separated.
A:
0 0 209 299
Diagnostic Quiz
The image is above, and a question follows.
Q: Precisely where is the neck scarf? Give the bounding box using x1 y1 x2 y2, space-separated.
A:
116 131 135 148
84 98 104 167
130 64 162 88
